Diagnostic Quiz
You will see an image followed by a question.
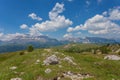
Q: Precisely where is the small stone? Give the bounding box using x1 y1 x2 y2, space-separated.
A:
20 72 25 75
112 78 115 80
61 53 65 56
44 49 51 52
13 71 18 74
54 52 59 54
58 65 62 68
35 59 40 64
10 77 22 80
41 53 46 57
37 76 44 80
37 60 40 62
64 56 77 65
9 66 17 70
57 77 61 80
45 68 52 74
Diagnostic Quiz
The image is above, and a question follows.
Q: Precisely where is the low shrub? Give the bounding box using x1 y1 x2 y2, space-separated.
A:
27 45 34 52
19 51 25 55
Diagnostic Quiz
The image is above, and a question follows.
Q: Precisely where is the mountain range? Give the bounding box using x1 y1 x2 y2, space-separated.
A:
0 35 62 53
64 37 117 43
0 34 119 53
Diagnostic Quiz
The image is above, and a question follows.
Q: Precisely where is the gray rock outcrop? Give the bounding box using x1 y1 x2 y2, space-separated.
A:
104 55 120 60
43 55 59 65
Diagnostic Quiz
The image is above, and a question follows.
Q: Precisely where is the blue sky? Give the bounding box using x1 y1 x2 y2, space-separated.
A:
0 0 120 40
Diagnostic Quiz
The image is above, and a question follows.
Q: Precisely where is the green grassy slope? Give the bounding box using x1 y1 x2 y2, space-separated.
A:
0 44 120 80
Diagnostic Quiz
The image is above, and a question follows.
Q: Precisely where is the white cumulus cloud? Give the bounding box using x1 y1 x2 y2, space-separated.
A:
66 7 120 38
28 13 42 21
109 7 120 20
29 27 42 36
67 24 84 32
0 33 26 41
20 24 28 29
29 2 72 35
63 33 73 39
0 33 3 37
49 2 65 20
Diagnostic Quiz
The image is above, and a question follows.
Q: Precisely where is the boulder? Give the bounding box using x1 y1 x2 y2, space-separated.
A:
43 55 59 65
104 55 120 60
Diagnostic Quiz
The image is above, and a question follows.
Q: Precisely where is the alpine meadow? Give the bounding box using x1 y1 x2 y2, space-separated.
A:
0 0 120 80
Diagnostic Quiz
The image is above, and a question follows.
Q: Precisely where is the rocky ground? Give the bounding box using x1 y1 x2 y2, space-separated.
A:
0 44 120 80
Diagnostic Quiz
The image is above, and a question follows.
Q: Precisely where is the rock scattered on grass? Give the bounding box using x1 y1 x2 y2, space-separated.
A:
13 71 25 76
54 52 59 54
44 49 52 52
45 68 52 74
64 56 77 65
35 59 40 64
58 65 62 68
53 76 61 80
36 59 40 63
9 66 17 70
43 55 59 65
10 77 22 80
61 53 66 56
112 78 115 80
104 55 120 60
41 53 47 57
36 76 44 80
115 49 120 53
63 71 93 80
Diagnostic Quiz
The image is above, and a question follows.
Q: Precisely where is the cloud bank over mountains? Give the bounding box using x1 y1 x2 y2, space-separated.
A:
0 3 72 41
0 2 120 41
